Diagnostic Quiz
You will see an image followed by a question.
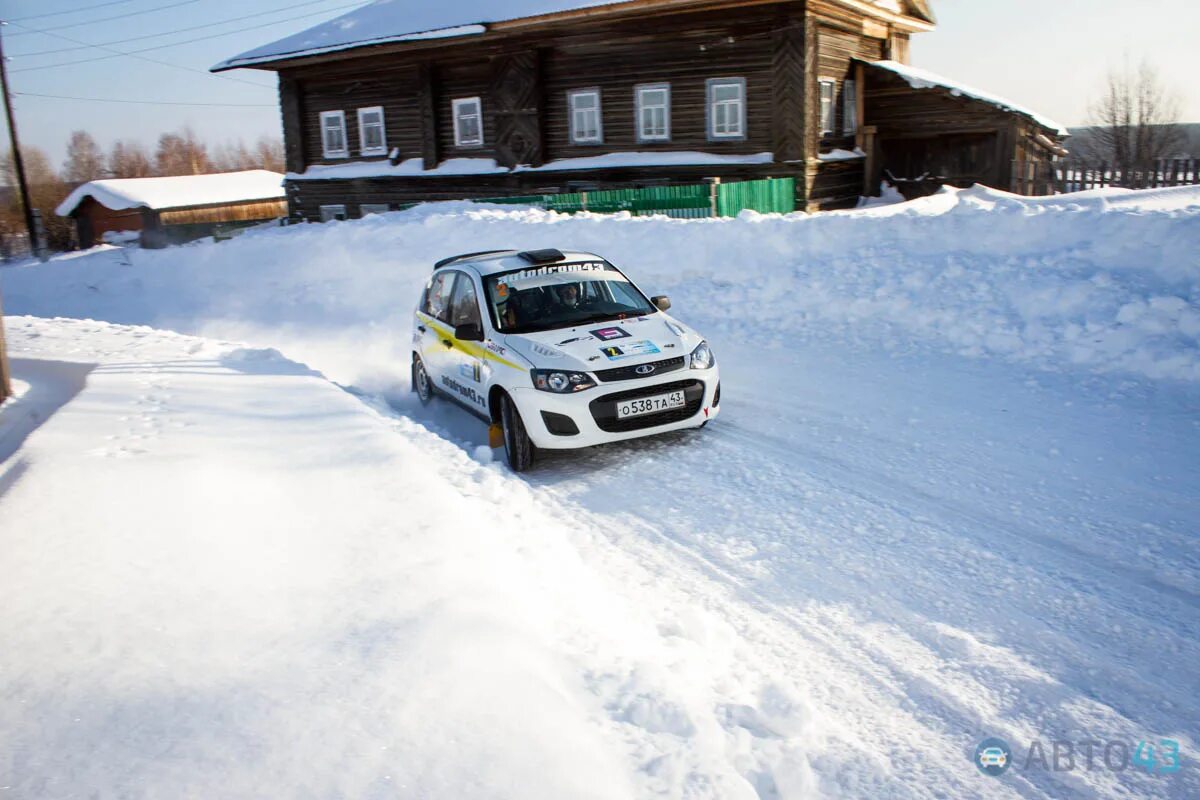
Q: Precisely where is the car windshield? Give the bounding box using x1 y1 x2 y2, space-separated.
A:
484 260 657 333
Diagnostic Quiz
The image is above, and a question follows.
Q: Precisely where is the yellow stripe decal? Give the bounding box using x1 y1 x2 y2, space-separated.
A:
418 313 526 372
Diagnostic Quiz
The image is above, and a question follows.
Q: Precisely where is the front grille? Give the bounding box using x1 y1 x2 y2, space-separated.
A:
589 379 705 432
594 356 685 383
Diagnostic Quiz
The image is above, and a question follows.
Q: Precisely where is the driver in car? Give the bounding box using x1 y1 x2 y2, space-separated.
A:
556 282 582 309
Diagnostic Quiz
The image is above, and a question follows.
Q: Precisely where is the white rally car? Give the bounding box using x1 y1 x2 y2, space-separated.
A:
412 248 720 471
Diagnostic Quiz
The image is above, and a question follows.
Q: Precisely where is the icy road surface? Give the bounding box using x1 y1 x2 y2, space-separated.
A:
2 186 1198 798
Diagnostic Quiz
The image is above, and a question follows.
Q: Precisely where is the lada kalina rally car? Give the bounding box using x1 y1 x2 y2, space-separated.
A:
412 248 720 471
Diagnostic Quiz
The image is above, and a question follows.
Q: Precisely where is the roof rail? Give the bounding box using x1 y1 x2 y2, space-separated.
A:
517 248 566 265
433 250 514 270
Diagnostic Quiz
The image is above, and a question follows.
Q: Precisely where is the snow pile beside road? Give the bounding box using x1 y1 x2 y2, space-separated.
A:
5 184 1199 389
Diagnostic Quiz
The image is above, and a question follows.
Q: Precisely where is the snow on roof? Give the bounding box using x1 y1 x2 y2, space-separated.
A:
212 0 627 71
864 60 1068 136
57 170 286 217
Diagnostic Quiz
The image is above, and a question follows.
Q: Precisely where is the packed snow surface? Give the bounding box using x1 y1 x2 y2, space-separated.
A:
2 184 1199 799
865 60 1068 135
55 170 285 217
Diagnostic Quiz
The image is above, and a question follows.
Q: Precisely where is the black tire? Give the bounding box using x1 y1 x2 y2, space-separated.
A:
412 355 433 405
500 394 536 472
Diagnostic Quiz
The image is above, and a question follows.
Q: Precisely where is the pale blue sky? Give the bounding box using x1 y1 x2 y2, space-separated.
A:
1 0 1196 168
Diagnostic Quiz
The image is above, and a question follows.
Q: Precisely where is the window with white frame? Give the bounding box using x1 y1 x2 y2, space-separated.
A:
842 79 858 136
707 78 746 140
320 110 348 158
452 97 483 147
635 83 671 142
319 204 347 222
568 89 603 144
357 106 387 155
819 79 836 136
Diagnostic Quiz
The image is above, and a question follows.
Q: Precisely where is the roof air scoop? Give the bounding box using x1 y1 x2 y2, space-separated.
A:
518 249 566 264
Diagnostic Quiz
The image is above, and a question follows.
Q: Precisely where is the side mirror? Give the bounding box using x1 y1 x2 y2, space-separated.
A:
455 322 484 342
652 295 671 312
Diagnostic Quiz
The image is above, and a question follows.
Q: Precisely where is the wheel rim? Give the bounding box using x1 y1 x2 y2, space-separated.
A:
416 361 430 399
503 402 516 456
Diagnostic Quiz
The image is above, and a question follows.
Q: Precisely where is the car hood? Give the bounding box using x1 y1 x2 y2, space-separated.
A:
499 313 703 373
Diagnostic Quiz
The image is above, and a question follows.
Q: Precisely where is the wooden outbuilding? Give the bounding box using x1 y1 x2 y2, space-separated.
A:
57 170 288 249
211 0 1065 219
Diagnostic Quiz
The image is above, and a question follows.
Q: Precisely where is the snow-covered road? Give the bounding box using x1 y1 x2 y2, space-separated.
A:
2 186 1198 798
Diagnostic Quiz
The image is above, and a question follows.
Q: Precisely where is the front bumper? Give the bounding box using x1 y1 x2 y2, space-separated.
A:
509 365 721 449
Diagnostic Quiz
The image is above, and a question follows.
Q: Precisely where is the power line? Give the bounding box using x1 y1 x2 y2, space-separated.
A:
14 90 276 107
6 0 136 23
5 21 276 89
19 0 349 57
4 0 202 37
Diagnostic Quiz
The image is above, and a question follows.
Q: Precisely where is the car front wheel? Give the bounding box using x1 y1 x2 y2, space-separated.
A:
413 355 433 405
500 394 535 472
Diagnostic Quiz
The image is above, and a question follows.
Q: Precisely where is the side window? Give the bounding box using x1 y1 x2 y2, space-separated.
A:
842 79 858 135
635 83 671 142
568 88 603 144
452 97 484 147
819 79 836 136
320 110 348 158
449 273 483 328
707 78 746 140
423 271 454 322
319 204 346 222
357 106 387 155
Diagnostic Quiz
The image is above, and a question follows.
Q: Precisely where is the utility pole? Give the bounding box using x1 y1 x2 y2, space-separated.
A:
0 22 24 399
0 22 38 257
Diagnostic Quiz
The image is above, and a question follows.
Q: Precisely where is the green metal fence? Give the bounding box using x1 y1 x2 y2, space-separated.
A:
476 177 794 218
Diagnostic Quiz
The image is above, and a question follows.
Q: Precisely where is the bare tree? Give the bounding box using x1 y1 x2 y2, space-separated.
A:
155 127 210 176
255 136 285 172
109 140 154 178
209 136 285 172
1086 60 1185 175
62 130 107 184
2 147 75 251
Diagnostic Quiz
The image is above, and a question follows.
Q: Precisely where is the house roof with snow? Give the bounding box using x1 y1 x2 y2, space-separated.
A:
212 0 936 72
860 59 1067 136
56 170 286 218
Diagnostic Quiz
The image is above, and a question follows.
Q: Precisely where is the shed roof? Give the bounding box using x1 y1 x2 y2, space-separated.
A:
861 59 1067 136
57 170 286 217
212 0 936 72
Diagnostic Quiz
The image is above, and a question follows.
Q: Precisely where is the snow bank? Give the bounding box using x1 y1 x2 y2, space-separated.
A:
56 170 285 216
6 184 1200 389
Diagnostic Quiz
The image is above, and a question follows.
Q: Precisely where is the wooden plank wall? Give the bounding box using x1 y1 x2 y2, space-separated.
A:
158 200 289 226
540 7 777 161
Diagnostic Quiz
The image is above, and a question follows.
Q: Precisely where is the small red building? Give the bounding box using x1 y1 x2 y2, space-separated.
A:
57 170 287 249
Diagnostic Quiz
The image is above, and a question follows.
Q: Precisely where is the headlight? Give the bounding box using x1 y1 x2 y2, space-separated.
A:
690 341 714 370
532 369 596 393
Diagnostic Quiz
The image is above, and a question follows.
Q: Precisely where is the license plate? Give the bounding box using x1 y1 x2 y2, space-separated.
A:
616 390 686 419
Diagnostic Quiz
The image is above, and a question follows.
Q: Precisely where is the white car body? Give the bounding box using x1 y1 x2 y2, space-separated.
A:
411 249 720 458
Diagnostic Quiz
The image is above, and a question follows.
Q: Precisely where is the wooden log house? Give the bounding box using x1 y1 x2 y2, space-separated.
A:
212 0 1067 220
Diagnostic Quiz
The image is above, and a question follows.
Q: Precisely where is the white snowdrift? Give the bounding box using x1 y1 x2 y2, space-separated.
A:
56 170 285 217
9 184 1200 389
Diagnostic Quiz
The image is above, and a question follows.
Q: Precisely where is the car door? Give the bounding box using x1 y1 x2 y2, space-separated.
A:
416 269 456 388
443 271 490 415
